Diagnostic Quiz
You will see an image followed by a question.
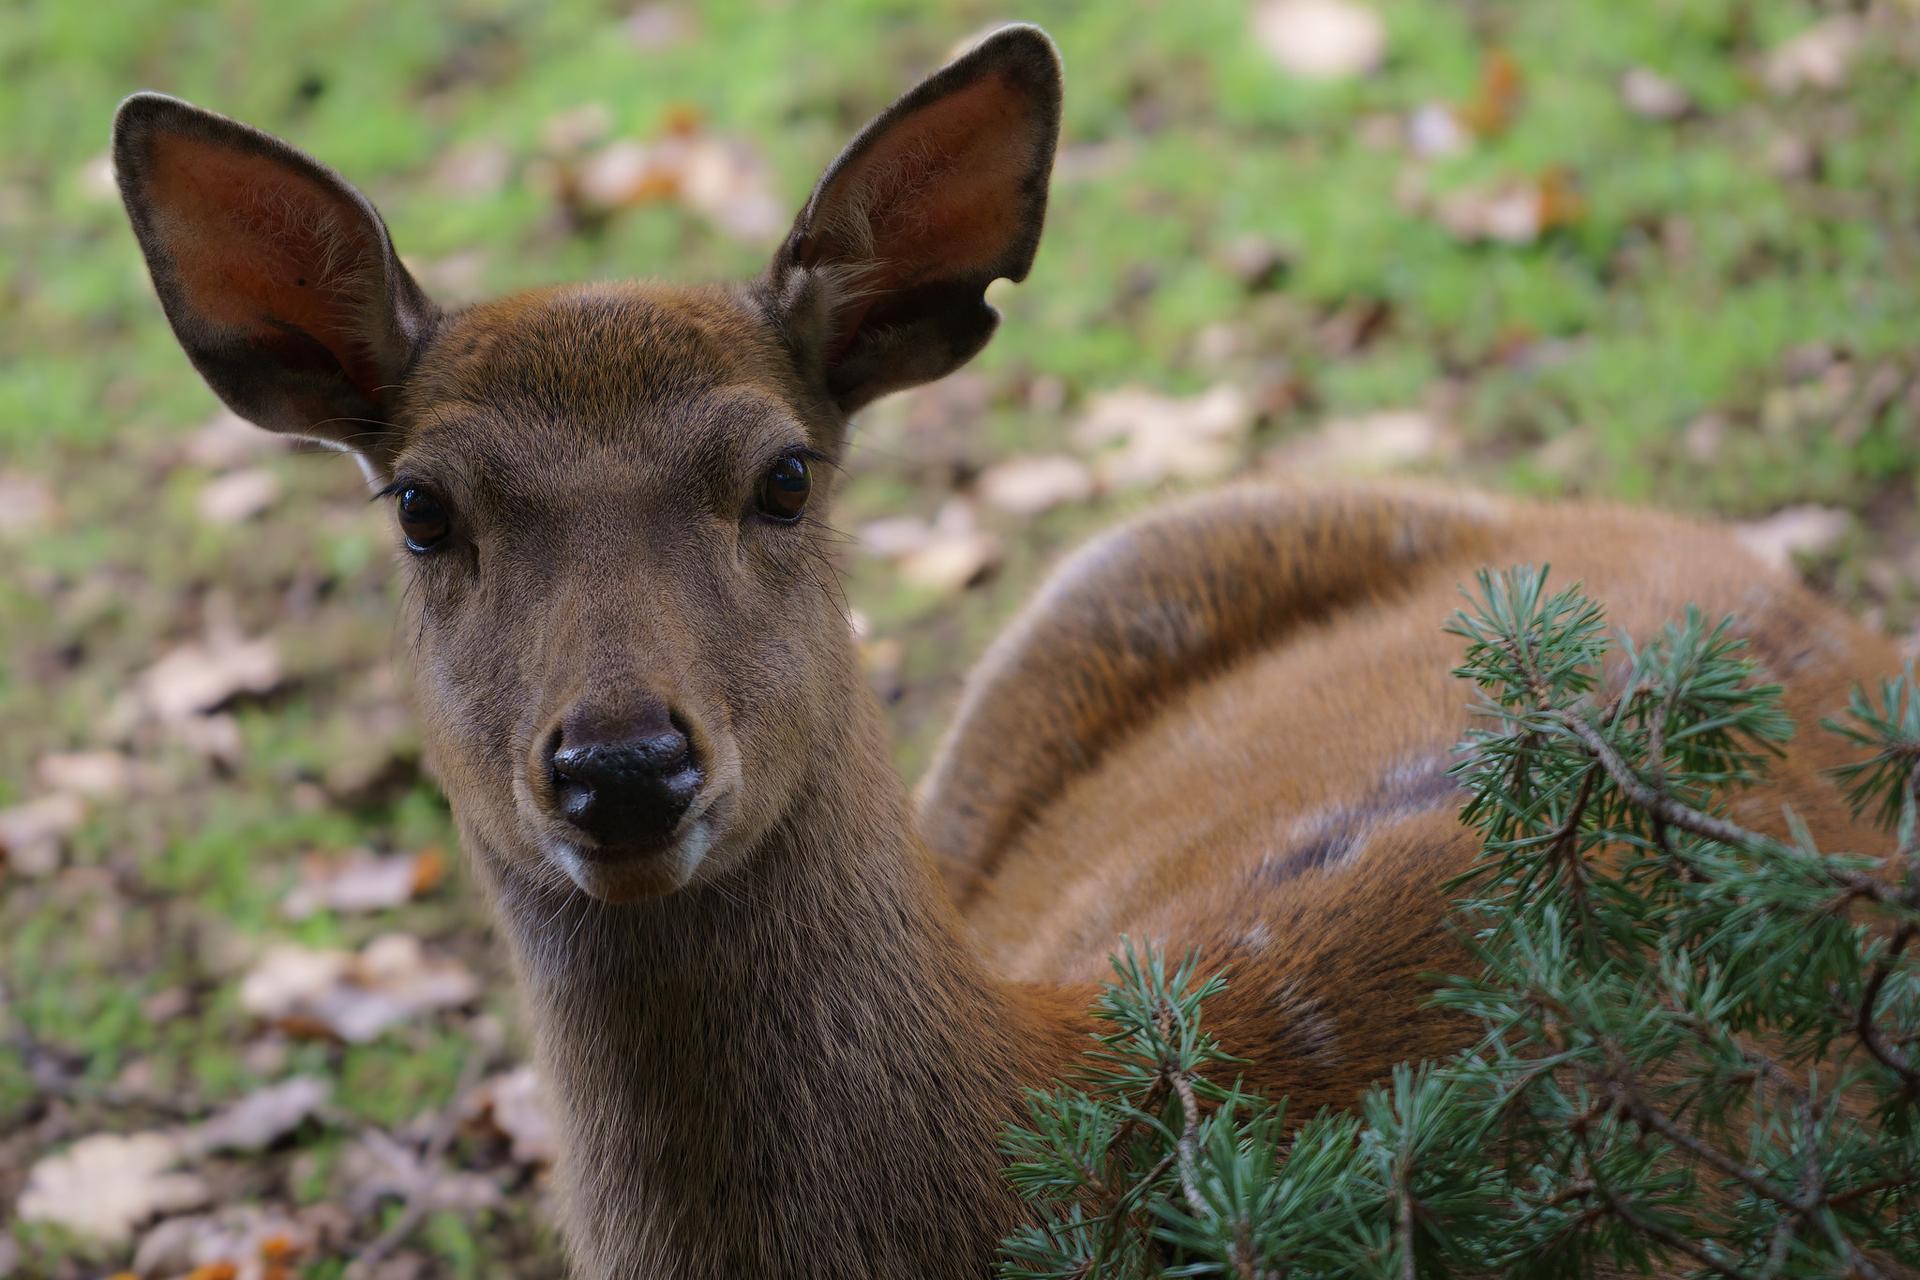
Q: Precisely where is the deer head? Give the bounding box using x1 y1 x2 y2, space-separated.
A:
115 26 1062 904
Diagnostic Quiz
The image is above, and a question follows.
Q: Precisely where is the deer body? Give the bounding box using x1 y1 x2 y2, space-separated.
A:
113 26 1898 1279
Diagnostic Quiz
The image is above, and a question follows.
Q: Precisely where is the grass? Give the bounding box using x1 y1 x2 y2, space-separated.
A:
2 0 1916 1275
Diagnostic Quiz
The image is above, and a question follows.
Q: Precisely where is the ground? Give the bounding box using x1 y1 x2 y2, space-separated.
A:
3 1 1917 1276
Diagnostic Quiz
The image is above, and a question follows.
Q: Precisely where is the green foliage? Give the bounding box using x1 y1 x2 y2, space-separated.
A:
999 568 1920 1277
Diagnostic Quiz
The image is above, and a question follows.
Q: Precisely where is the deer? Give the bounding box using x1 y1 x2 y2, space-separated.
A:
113 23 1901 1280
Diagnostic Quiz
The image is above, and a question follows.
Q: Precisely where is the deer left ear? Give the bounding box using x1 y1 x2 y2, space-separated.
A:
112 92 435 470
765 24 1062 417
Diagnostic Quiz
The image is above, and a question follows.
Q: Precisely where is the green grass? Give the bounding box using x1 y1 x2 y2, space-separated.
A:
3 0 1917 1274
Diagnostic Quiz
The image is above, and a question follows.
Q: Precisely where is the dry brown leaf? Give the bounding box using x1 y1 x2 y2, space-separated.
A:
197 468 283 526
874 500 1003 594
897 533 1003 595
1252 0 1386 81
571 128 780 241
1266 409 1455 476
173 713 247 767
1407 103 1469 158
1453 48 1524 137
1434 170 1582 244
1767 133 1821 180
134 1207 316 1280
36 749 148 799
179 1076 332 1157
239 935 480 1043
1734 506 1852 571
1073 385 1254 489
429 140 512 198
16 1131 211 1243
539 102 613 154
283 849 444 920
626 2 694 50
0 792 86 877
1620 66 1691 120
468 1065 559 1165
858 516 937 560
342 1129 502 1216
183 409 283 470
140 631 283 724
1763 16 1862 94
0 471 55 538
77 151 117 202
977 455 1097 516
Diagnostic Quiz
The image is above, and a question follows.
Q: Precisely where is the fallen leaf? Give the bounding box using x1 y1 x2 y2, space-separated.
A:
898 532 1003 594
1073 385 1254 489
16 1131 210 1243
239 936 481 1043
135 1206 317 1280
172 712 247 767
343 1129 502 1216
36 750 146 799
1219 234 1291 290
1406 103 1469 157
1265 409 1455 475
977 455 1097 516
197 468 282 526
859 515 938 560
468 1065 558 1165
1735 506 1852 571
1253 0 1387 81
1683 414 1726 464
676 135 783 240
1766 133 1821 180
0 792 86 877
77 151 117 202
539 102 612 154
179 1076 332 1157
140 631 283 724
283 848 446 920
429 140 512 198
626 3 695 50
182 408 285 470
1454 49 1524 137
1763 16 1862 94
569 127 781 241
1192 322 1244 368
1435 170 1582 244
0 472 55 538
412 249 491 302
1619 66 1691 120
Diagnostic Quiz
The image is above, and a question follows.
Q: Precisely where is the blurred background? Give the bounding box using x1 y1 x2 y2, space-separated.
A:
3 1 1917 1275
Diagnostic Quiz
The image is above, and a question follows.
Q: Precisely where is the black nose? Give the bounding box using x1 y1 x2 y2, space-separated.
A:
547 700 702 850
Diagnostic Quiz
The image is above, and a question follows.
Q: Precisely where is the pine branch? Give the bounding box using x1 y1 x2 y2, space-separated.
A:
1000 571 1920 1279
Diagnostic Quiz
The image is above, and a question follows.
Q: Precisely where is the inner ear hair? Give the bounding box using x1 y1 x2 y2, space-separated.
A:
112 92 435 464
766 24 1062 415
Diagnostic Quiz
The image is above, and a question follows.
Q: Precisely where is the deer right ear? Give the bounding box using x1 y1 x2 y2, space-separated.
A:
765 24 1062 420
112 93 435 471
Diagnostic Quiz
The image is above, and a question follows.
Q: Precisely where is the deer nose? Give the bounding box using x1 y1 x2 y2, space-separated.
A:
546 700 702 850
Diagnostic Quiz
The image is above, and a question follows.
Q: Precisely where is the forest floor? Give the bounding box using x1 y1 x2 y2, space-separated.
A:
4 2 1918 1276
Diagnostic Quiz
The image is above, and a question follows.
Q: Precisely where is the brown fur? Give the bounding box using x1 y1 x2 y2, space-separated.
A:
113 25 1902 1279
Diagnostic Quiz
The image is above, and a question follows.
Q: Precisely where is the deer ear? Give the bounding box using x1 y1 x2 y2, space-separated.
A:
112 93 435 468
766 24 1061 416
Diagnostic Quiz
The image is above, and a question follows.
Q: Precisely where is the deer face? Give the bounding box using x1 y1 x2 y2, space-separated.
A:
113 27 1060 901
384 285 860 900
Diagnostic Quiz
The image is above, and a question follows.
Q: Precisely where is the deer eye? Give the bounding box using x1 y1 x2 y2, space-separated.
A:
755 452 812 522
397 486 451 552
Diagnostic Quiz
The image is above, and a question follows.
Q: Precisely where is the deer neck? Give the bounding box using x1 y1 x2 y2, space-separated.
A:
479 692 1079 1280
